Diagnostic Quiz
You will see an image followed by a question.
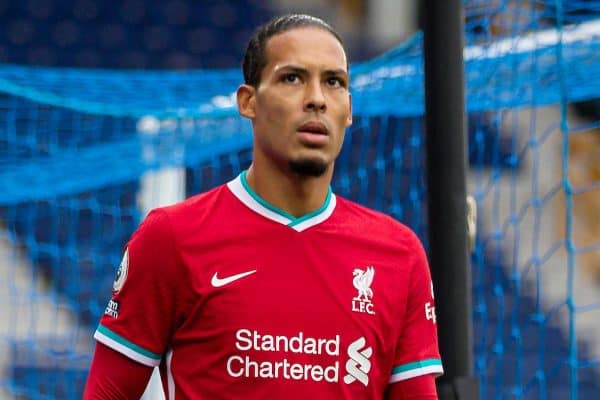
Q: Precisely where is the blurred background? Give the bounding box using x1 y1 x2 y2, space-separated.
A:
0 0 420 69
0 0 599 399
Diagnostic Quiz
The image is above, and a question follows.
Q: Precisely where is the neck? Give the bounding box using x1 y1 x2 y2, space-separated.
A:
245 162 333 218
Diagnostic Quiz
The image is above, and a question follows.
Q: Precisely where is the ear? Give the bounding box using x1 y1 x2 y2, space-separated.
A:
237 84 256 119
346 93 353 127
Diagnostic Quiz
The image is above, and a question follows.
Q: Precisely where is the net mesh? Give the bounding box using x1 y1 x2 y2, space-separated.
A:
1 1 600 399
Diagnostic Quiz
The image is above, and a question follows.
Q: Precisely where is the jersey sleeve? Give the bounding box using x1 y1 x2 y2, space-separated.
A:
94 209 186 367
389 231 444 383
84 342 155 399
385 374 438 399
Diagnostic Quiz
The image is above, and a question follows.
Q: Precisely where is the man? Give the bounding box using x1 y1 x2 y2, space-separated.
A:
85 14 443 399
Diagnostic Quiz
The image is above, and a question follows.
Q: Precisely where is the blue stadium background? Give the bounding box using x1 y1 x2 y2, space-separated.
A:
1 1 600 399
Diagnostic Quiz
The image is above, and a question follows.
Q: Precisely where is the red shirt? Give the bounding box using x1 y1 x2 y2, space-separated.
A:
94 171 443 399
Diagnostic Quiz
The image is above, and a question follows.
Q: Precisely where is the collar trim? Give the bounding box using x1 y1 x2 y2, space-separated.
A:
226 171 336 232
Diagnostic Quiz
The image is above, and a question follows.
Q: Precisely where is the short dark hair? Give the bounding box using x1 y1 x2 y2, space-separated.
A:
242 14 345 87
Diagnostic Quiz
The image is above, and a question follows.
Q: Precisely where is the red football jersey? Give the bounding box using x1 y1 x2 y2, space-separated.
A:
95 171 443 399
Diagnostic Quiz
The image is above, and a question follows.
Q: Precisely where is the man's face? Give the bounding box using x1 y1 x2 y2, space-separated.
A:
239 27 352 177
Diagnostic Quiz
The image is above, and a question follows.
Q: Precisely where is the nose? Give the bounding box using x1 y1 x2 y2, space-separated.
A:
303 80 326 113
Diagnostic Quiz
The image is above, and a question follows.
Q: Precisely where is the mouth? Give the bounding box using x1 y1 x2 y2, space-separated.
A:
296 121 329 147
297 121 329 136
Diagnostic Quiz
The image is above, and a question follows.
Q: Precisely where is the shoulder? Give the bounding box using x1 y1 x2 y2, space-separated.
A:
161 184 227 219
334 196 422 249
137 183 230 242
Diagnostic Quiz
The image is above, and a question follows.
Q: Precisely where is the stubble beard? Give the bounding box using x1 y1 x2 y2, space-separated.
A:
288 158 329 177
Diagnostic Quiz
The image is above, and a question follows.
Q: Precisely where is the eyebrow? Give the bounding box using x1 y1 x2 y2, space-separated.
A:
323 68 349 77
277 65 348 77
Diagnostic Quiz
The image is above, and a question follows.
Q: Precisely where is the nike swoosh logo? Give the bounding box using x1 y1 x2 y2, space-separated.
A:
211 270 256 287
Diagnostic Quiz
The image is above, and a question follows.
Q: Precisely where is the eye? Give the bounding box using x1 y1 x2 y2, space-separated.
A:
283 73 300 83
327 76 346 88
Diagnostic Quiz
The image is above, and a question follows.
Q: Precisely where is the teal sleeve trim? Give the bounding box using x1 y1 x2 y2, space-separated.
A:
392 358 443 374
96 324 161 360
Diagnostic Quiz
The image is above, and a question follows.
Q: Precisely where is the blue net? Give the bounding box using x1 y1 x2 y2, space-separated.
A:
1 2 600 399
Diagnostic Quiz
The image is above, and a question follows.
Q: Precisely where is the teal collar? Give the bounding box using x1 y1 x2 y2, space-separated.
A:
226 171 336 232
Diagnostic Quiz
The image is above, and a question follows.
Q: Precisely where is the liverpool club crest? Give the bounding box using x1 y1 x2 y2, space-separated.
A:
352 266 375 315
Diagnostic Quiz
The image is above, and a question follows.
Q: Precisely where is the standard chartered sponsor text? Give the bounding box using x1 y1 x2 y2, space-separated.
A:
235 329 340 355
227 356 339 382
227 329 340 382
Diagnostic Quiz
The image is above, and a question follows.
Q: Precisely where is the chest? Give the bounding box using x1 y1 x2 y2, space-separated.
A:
169 226 415 397
178 230 409 354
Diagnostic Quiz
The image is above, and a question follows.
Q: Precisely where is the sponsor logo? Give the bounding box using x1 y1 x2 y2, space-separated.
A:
425 302 436 323
104 299 120 318
351 266 375 315
112 249 129 293
211 270 256 288
226 329 372 387
344 337 372 386
426 281 437 323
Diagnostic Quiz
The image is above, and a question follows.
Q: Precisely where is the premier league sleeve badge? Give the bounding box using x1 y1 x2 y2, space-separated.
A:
112 248 129 293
